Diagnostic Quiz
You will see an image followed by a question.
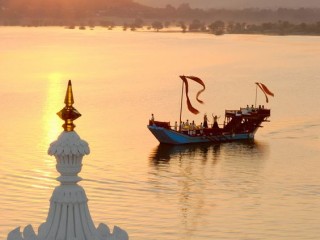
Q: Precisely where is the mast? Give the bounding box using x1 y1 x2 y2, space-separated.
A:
179 79 184 131
254 83 258 108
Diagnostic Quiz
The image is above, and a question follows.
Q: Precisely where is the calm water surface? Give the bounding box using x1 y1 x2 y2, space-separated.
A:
0 27 320 239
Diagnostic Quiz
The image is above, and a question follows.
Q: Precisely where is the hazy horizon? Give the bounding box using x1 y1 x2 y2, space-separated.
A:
135 0 320 9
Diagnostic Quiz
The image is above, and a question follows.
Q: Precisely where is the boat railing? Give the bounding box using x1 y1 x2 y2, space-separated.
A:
226 107 270 118
152 122 226 132
149 120 171 129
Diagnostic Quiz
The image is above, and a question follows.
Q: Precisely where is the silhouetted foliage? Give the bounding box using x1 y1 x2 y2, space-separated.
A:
208 20 225 35
100 20 115 28
152 21 163 31
178 21 187 33
225 20 320 35
189 19 206 32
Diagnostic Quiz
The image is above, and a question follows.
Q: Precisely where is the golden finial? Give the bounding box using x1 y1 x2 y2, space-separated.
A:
57 80 81 131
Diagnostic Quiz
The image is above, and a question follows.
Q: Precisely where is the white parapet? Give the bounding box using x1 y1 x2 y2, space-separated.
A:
7 131 129 240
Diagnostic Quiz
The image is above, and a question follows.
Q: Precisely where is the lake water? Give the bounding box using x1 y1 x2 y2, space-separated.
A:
0 27 320 240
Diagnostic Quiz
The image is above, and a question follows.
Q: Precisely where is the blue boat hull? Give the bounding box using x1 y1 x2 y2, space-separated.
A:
148 125 255 145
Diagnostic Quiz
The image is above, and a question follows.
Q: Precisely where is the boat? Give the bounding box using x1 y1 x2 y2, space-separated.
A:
147 76 273 145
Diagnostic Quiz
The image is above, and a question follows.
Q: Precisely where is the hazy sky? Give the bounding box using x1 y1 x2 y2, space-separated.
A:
135 0 320 9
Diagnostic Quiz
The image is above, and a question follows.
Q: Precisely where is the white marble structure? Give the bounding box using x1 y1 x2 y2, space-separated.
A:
8 81 128 240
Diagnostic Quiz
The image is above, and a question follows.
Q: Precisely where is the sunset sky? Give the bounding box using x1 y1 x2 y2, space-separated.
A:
136 0 320 9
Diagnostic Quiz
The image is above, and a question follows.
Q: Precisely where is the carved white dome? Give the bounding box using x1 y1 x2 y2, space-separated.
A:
48 131 90 156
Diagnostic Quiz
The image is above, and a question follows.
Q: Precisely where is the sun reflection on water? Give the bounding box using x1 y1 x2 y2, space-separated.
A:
42 72 65 163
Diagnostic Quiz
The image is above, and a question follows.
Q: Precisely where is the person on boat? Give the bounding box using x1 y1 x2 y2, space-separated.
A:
200 122 204 134
185 120 190 130
203 114 208 128
181 121 185 130
190 120 195 135
174 121 178 131
150 113 155 125
189 121 192 135
213 115 220 130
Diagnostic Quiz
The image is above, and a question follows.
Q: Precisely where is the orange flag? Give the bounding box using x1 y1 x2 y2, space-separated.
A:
255 82 274 103
180 75 206 114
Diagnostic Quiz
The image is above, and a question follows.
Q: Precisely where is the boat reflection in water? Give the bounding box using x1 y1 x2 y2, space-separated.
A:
148 141 268 236
149 140 268 165
148 141 269 237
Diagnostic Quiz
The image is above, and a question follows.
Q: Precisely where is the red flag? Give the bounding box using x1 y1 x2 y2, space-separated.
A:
180 75 206 114
186 76 206 104
255 82 274 103
260 83 274 97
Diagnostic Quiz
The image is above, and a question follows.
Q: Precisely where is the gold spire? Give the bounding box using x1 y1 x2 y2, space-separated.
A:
57 80 81 131
64 80 74 107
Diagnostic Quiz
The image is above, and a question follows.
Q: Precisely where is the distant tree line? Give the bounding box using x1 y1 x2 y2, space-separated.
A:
93 18 320 36
155 4 320 24
144 19 320 36
229 21 320 35
1 0 320 36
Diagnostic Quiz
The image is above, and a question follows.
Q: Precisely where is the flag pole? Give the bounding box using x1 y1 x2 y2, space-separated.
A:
179 79 184 131
255 83 258 108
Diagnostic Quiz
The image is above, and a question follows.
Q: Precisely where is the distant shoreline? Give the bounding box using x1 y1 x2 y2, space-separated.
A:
1 24 319 37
